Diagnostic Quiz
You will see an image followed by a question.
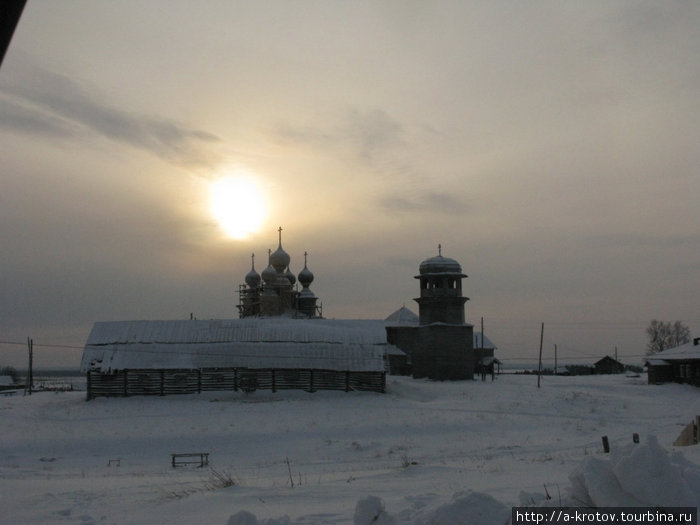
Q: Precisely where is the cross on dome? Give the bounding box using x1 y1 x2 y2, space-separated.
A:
270 226 290 272
245 252 261 288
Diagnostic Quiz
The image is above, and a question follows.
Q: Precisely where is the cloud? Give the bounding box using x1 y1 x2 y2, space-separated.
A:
345 108 404 162
0 59 221 168
271 107 405 165
379 190 469 216
0 97 75 137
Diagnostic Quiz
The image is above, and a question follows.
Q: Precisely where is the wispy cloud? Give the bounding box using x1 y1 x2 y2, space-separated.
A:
345 108 404 162
0 97 74 137
380 191 469 215
271 107 405 166
0 59 221 168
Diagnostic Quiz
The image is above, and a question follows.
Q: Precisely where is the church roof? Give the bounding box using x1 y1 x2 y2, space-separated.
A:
81 318 393 373
384 306 419 326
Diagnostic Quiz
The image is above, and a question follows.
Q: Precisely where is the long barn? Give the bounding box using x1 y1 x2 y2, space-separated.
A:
80 318 396 399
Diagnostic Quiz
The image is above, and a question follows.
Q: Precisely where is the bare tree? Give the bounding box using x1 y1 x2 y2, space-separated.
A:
669 320 691 348
646 319 690 355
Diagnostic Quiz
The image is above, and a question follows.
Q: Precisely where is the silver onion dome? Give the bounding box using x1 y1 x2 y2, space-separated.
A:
244 253 261 288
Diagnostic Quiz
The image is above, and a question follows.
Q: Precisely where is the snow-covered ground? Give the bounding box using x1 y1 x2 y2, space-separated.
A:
1 374 699 524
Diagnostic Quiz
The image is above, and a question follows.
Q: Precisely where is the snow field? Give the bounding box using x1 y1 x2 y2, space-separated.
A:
1 374 699 524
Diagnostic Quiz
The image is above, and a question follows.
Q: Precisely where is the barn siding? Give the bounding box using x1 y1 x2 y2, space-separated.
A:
86 367 386 399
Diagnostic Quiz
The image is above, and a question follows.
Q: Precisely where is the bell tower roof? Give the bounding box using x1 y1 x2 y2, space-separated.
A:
416 245 466 278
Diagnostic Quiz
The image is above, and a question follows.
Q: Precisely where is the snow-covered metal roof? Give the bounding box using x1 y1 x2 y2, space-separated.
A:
85 318 388 345
474 333 497 349
650 341 700 362
81 318 394 373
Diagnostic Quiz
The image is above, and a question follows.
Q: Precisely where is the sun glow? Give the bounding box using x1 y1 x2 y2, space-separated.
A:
210 176 266 239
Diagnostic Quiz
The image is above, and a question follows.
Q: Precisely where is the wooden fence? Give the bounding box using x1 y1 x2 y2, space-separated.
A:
86 367 386 399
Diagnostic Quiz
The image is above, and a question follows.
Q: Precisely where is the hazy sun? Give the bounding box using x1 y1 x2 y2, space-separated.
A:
210 176 266 239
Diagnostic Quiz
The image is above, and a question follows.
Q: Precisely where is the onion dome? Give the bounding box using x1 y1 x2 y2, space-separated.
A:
417 244 466 277
298 251 314 287
245 253 261 288
261 249 277 285
285 265 296 286
270 226 291 273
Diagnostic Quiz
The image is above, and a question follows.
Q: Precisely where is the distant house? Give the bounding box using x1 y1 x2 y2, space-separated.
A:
0 375 15 390
81 318 393 399
474 333 500 377
645 338 700 386
594 356 625 375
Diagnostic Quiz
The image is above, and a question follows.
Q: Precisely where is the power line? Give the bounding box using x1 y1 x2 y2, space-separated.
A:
0 340 84 350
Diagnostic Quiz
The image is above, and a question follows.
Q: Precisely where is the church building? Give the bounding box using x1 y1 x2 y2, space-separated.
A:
386 247 480 380
237 227 320 319
80 229 495 398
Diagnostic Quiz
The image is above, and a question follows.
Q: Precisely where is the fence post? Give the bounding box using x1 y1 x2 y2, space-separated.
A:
86 371 92 400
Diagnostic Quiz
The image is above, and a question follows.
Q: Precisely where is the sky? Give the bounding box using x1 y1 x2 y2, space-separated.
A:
1 1 699 369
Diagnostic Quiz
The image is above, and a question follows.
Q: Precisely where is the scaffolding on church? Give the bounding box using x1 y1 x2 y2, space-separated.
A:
236 283 323 319
236 228 321 319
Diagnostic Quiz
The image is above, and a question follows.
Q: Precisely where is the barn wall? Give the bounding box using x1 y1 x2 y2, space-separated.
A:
86 368 385 399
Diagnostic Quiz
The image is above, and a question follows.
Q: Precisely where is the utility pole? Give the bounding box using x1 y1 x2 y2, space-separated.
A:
537 322 544 388
614 346 618 361
480 317 484 349
26 336 33 395
554 344 558 375
480 316 485 381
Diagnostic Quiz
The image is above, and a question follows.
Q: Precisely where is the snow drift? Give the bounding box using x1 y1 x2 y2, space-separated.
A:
227 436 700 524
566 435 700 508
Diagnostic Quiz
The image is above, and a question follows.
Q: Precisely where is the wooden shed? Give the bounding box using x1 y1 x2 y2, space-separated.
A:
594 356 625 374
81 318 397 399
